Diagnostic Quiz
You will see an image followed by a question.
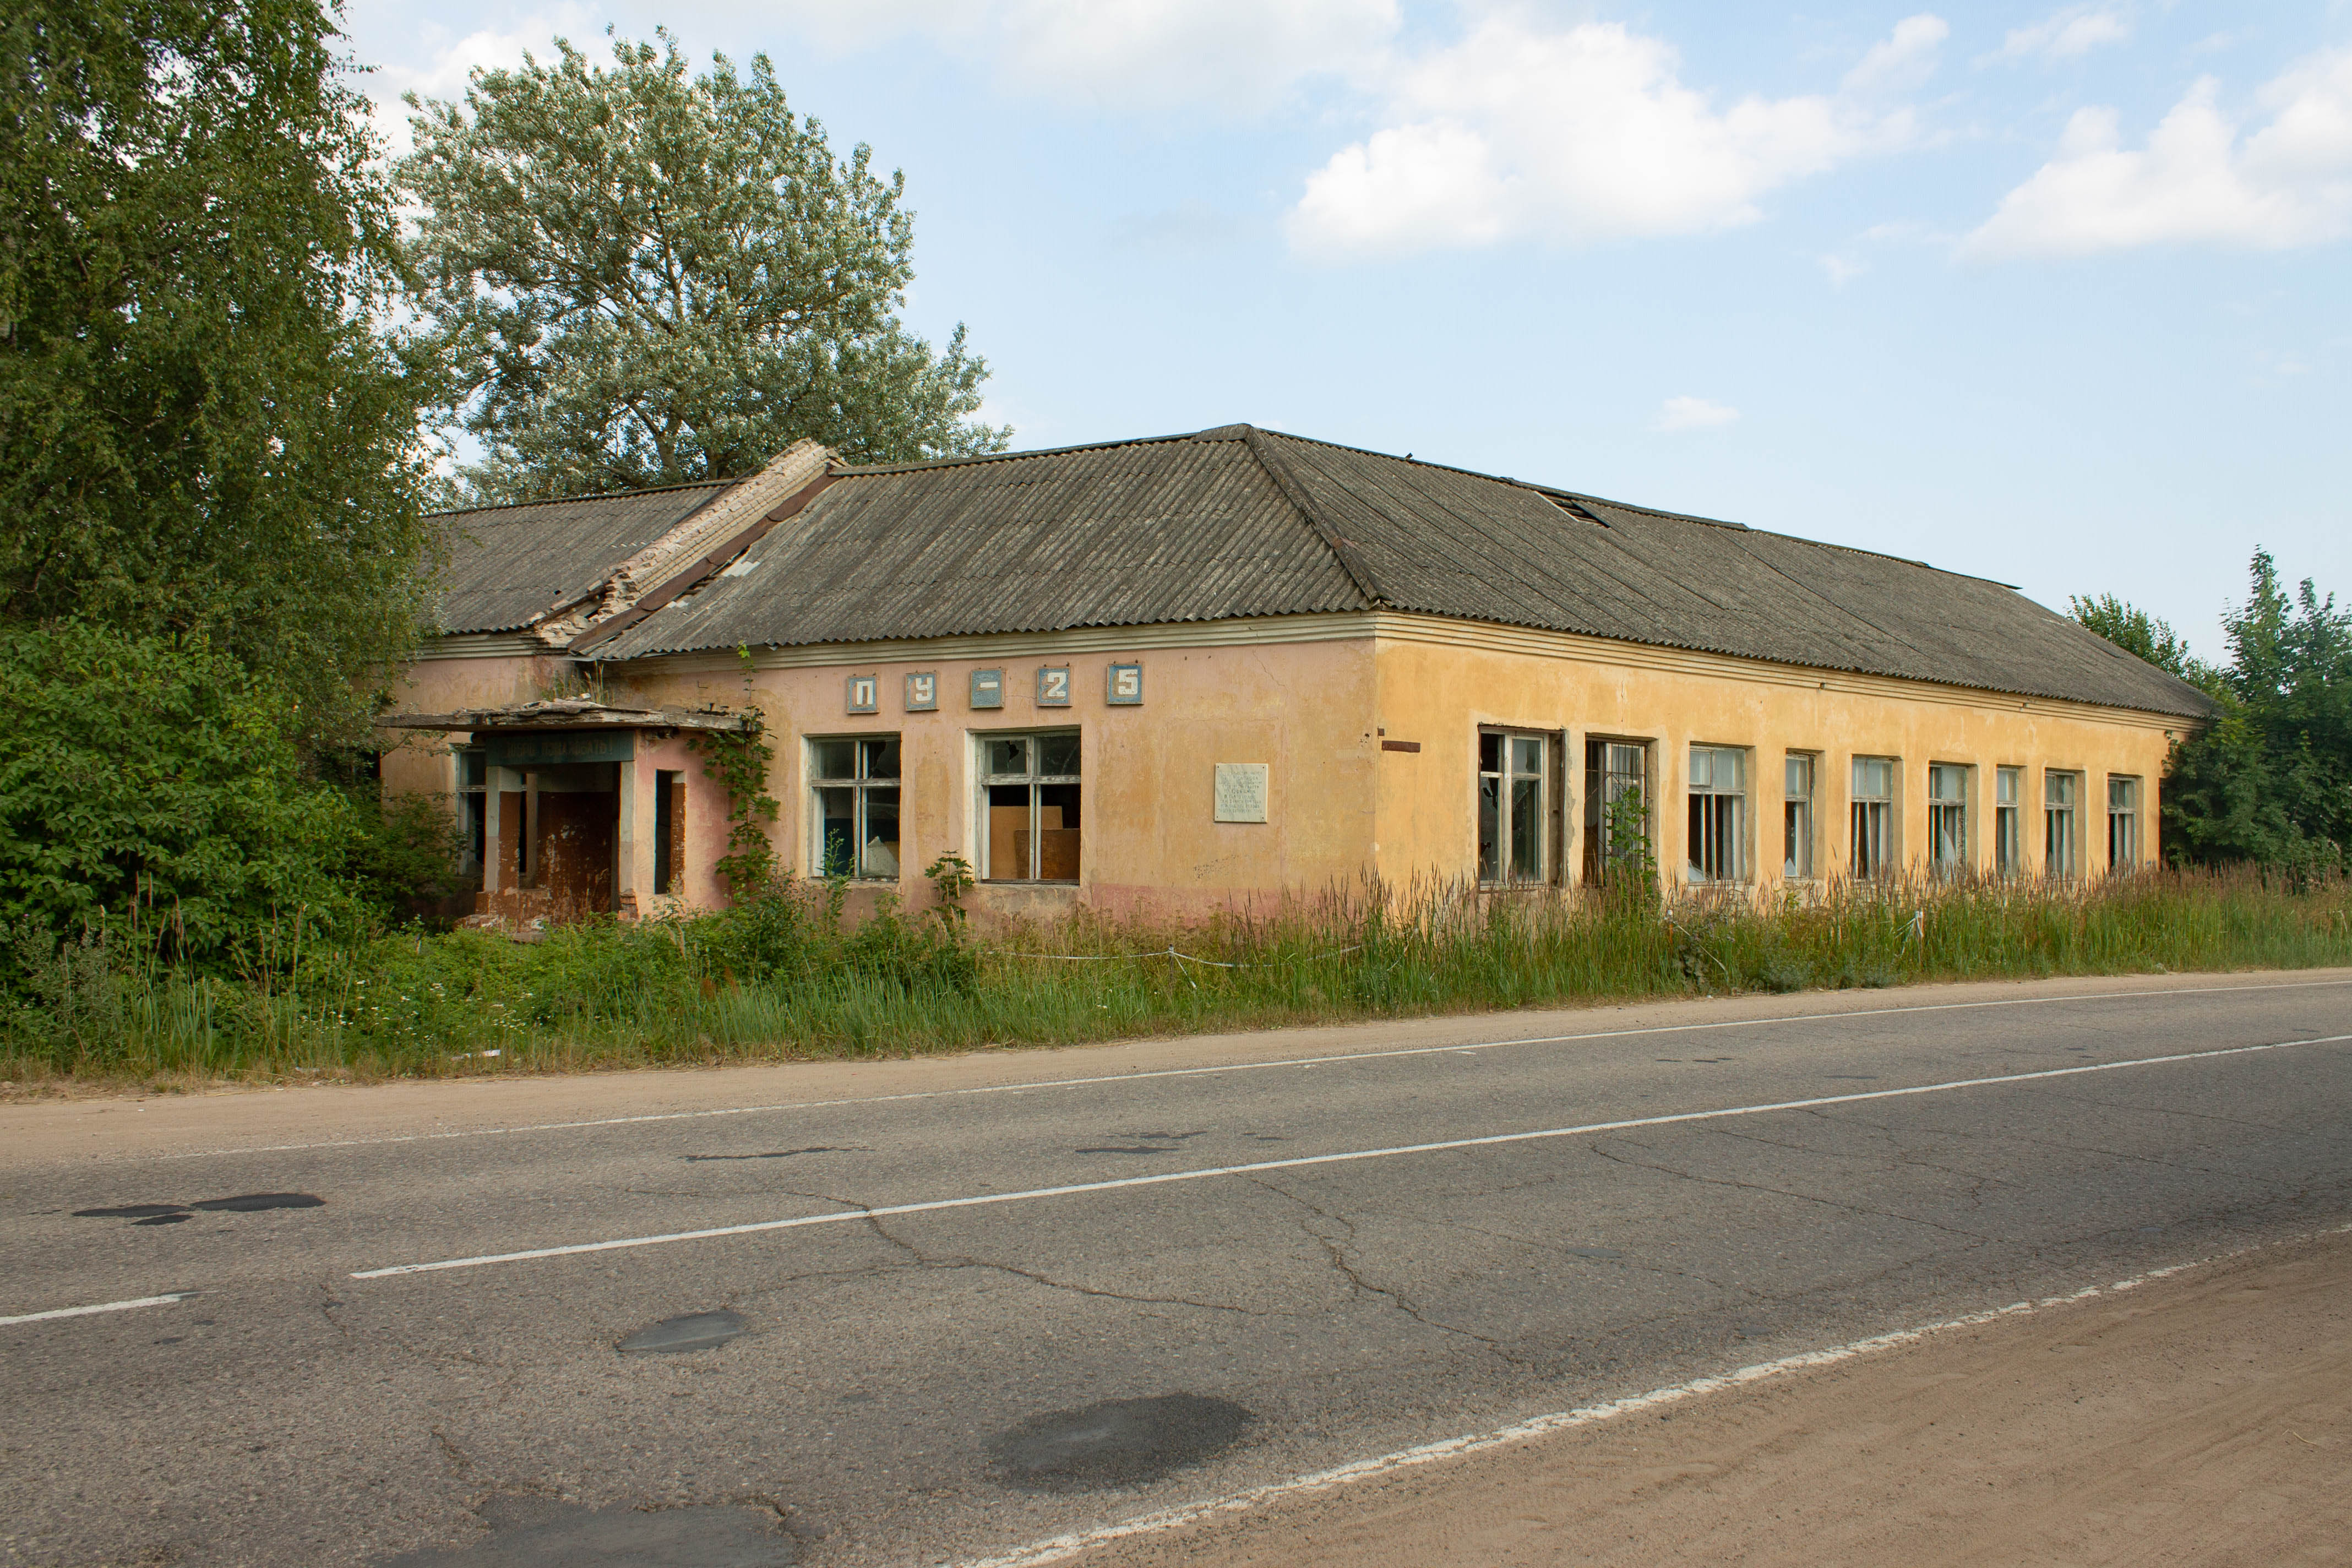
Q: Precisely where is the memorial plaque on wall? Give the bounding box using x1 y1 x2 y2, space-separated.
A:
1213 763 1270 823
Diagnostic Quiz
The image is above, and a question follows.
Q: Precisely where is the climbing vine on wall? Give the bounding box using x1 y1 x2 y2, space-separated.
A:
687 650 780 898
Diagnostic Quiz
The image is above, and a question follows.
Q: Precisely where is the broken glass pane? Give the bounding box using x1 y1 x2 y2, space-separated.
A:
984 737 1030 779
862 787 901 878
862 737 901 781
1478 775 1500 882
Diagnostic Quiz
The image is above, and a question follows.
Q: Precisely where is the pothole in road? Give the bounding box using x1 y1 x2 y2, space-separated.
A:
988 1393 1254 1491
618 1310 749 1355
377 1497 794 1566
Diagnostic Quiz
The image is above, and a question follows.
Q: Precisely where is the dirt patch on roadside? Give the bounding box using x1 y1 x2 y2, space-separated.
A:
1071 1229 2352 1568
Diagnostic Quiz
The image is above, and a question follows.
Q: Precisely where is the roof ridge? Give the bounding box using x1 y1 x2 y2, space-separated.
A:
1238 427 1385 610
427 476 734 520
836 426 1241 478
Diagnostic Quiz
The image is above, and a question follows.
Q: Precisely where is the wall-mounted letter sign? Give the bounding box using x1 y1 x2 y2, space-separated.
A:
970 668 1004 709
1037 666 1072 707
1107 662 1143 705
845 674 879 714
1213 763 1270 824
905 672 938 711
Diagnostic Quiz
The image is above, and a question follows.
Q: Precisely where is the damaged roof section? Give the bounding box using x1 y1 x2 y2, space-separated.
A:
587 423 2213 720
429 441 834 648
377 698 751 733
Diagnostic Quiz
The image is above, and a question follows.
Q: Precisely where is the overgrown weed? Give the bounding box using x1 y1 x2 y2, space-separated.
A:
4 865 2345 1089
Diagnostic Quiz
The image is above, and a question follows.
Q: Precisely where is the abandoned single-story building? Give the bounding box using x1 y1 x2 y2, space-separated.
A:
380 423 2212 923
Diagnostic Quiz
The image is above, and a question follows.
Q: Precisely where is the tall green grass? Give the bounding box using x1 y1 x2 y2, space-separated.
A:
6 866 2347 1088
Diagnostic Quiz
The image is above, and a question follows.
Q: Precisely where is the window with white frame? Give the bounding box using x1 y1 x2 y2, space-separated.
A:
2108 776 2140 870
1928 764 1968 874
1584 739 1651 883
1994 766 2023 874
1852 756 1896 879
1687 745 1746 883
2045 770 2081 876
1478 730 1547 885
980 732 1081 882
810 736 901 879
1784 753 1816 879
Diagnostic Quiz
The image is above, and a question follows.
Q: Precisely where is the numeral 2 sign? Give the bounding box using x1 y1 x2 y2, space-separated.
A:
1036 666 1071 707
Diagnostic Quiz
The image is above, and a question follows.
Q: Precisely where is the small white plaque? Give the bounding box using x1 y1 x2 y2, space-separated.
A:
1213 763 1269 824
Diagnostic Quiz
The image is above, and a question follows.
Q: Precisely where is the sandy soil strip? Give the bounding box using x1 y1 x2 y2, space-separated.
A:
1053 1228 2352 1568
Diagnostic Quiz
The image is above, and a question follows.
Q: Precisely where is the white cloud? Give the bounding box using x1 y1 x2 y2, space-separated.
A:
1964 48 2352 257
1655 396 1741 431
1997 7 2131 63
1820 252 1869 286
774 0 1398 114
364 7 590 157
1287 14 1945 258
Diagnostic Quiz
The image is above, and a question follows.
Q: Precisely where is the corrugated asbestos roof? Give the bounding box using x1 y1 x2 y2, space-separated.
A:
432 482 730 634
585 426 2211 719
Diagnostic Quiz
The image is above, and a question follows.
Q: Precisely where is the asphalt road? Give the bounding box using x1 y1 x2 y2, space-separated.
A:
5 972 2350 1568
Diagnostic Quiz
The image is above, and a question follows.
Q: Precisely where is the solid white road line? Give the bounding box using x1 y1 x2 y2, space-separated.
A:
140 977 2352 1163
951 1219 2352 1568
0 1292 197 1329
349 1029 2352 1280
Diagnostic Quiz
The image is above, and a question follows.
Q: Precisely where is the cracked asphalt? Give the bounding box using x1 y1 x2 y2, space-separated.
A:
3 971 2349 1567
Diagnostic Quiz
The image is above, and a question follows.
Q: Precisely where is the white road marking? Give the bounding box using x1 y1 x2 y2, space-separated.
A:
132 977 2352 1163
0 1292 197 1329
349 1029 2352 1280
952 1220 2352 1568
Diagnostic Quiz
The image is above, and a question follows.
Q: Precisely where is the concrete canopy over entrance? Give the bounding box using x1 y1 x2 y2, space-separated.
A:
378 699 749 925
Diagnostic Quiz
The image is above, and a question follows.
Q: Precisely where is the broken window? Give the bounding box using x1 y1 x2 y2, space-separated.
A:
1995 766 2023 874
810 736 901 879
1478 730 1548 885
1583 739 1651 884
1687 745 1746 883
1783 753 1816 879
981 732 1080 882
2107 776 2139 871
653 769 685 896
1928 764 1968 874
1851 756 1896 879
2045 770 2080 876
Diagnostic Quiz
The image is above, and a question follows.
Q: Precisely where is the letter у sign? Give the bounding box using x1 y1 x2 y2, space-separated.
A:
484 730 637 768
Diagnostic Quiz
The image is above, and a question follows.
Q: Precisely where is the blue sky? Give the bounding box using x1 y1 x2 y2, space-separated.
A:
344 1 2351 658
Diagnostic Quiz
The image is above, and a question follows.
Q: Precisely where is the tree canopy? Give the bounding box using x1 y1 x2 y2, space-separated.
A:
2076 553 2350 871
400 31 1009 502
0 0 439 738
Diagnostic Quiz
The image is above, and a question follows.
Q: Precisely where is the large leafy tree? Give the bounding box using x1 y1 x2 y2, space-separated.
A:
0 0 439 738
401 32 1009 502
2076 553 2350 869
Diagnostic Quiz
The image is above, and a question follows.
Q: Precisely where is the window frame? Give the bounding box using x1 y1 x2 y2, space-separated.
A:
1851 755 1897 880
808 734 903 881
976 728 1082 884
1783 752 1817 880
2045 769 2082 878
1584 737 1654 886
2107 775 2141 872
1477 727 1550 887
1687 744 1749 884
454 745 487 876
1994 765 2023 875
1927 763 1969 875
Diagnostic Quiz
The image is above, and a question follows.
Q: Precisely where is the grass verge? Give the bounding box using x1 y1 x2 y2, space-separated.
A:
5 867 2348 1093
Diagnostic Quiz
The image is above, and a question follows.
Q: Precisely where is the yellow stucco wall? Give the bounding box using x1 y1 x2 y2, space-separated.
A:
1368 616 2180 888
387 613 2190 919
607 636 1380 921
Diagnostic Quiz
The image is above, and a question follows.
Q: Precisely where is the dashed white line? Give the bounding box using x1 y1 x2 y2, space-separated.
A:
951 1220 2352 1568
0 1292 197 1329
349 1029 2352 1281
135 977 2352 1163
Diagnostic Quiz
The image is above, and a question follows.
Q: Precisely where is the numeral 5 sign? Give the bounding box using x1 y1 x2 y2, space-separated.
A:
1107 663 1142 705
